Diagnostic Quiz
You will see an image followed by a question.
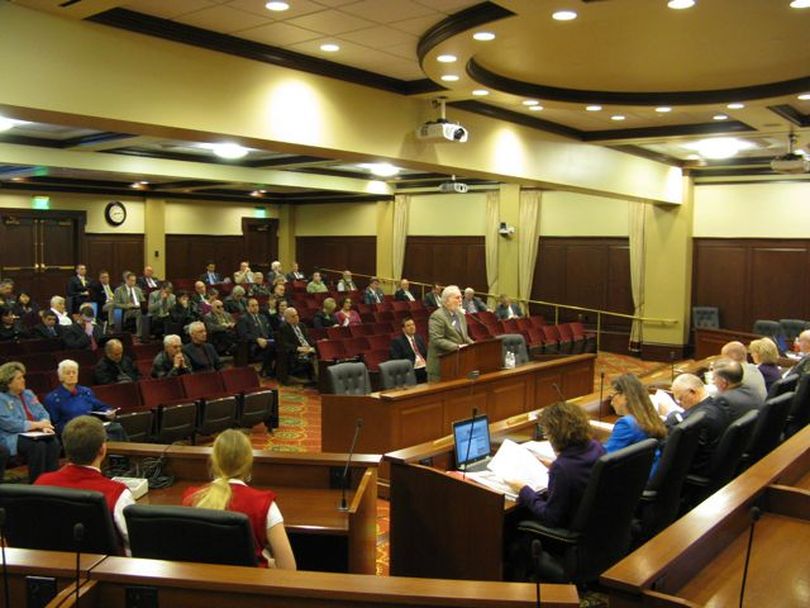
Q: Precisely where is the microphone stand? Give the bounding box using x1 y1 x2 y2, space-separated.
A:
531 539 542 608
738 506 762 608
338 419 363 512
73 523 85 608
0 508 8 608
670 350 676 384
598 370 605 423
462 370 480 481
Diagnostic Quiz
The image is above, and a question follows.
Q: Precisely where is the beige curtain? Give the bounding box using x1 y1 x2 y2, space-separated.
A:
392 194 410 282
485 191 500 304
518 190 542 308
628 201 647 351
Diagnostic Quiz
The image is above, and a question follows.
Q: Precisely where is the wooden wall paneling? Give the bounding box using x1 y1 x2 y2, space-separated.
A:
295 237 377 284
564 244 608 323
84 234 144 286
749 245 808 324
606 243 633 329
402 236 486 294
530 241 566 319
166 235 243 282
692 241 749 332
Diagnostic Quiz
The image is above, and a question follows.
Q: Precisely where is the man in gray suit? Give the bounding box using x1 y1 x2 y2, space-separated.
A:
427 285 474 382
113 272 144 334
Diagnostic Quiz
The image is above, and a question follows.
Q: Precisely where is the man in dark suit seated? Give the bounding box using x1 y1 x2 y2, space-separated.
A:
151 334 191 379
183 321 222 372
113 272 144 335
137 265 161 293
94 339 140 385
495 294 524 320
276 307 316 385
362 278 385 305
61 305 103 351
204 300 237 356
92 270 116 330
666 373 730 476
711 358 763 421
66 263 92 314
286 262 306 282
236 298 275 378
389 317 428 383
31 310 62 341
461 287 488 314
786 329 810 377
394 279 416 302
200 261 222 286
0 305 29 342
423 283 442 308
224 286 249 315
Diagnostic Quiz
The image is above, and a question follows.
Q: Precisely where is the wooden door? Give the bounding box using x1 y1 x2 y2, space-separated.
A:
242 218 278 274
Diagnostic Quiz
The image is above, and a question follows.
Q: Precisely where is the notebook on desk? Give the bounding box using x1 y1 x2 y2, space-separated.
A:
453 414 491 472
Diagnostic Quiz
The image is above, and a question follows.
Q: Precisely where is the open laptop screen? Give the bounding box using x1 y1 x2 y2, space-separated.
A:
453 415 491 468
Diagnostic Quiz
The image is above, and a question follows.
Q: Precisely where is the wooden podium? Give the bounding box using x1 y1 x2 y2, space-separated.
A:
438 338 502 381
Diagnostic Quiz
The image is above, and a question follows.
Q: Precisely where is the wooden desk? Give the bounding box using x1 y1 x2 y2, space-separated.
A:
323 354 595 493
105 443 380 574
600 425 810 608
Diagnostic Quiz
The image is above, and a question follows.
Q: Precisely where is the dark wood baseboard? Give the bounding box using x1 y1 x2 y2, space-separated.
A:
641 342 689 362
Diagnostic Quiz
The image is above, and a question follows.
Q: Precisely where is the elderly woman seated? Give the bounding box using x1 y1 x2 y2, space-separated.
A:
43 359 128 441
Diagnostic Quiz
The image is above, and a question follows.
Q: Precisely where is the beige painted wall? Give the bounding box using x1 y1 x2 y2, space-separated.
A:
694 182 810 237
165 200 279 235
294 202 378 236
539 191 630 236
408 192 488 235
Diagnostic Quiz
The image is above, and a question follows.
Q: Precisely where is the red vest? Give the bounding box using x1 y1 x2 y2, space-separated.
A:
182 482 276 565
36 464 127 512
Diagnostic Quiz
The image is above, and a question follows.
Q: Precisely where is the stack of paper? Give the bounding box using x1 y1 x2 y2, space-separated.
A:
466 439 549 500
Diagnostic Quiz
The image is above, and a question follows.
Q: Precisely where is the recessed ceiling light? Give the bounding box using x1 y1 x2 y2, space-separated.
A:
713 114 729 120
667 0 695 9
130 181 149 189
798 93 810 100
265 1 290 11
552 10 578 21
585 105 602 112
726 102 745 109
440 75 460 82
522 100 540 106
611 115 626 121
529 106 544 112
208 143 250 159
320 43 340 52
437 54 457 63
655 106 672 113
472 89 489 96
790 0 810 8
250 190 265 197
473 32 495 41
359 163 400 177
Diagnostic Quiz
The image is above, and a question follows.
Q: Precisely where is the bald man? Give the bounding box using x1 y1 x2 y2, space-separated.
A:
711 358 763 421
787 330 810 377
720 341 767 402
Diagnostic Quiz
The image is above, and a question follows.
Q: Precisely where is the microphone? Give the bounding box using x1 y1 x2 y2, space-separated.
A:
531 539 542 608
73 523 85 608
670 350 676 384
598 370 605 423
0 508 9 608
551 383 565 404
338 419 363 512
738 506 762 608
461 407 478 481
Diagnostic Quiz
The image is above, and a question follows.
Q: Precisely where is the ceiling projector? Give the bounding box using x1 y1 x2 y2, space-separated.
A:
439 181 469 193
770 132 809 174
416 120 469 143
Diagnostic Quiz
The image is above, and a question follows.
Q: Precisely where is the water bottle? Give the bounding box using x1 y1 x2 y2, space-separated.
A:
505 350 516 369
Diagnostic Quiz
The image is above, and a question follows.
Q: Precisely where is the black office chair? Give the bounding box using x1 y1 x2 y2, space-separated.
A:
767 373 798 399
517 439 656 584
378 359 417 390
499 334 529 366
325 361 371 395
124 504 257 567
681 409 759 510
634 411 705 543
738 392 793 472
0 485 120 554
779 318 809 343
785 373 810 438
752 320 782 343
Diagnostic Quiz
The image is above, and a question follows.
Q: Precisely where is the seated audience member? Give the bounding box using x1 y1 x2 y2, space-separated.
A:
94 339 140 385
200 261 222 286
0 279 16 307
362 278 385 305
667 373 730 476
247 272 271 297
32 310 61 340
306 271 328 294
507 401 605 527
787 329 810 377
151 334 191 379
224 286 249 314
205 300 237 356
147 281 176 336
137 265 161 292
394 278 416 302
183 321 222 372
461 287 487 314
233 261 255 285
286 262 306 282
0 305 28 342
712 358 763 421
267 299 288 333
170 291 197 333
271 281 290 307
277 307 316 384
12 291 37 318
720 341 767 402
748 338 782 394
389 318 428 383
495 294 524 320
50 295 72 326
606 374 666 477
35 416 133 553
423 283 442 308
336 270 357 292
66 264 92 314
312 297 339 329
61 305 103 350
0 361 60 482
190 281 209 314
113 272 145 334
335 297 361 327
267 260 286 285
43 360 127 440
183 430 296 569
237 298 275 378
92 270 116 327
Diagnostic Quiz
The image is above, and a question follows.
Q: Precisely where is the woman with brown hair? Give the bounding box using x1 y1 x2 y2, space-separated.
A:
605 373 666 476
183 430 296 569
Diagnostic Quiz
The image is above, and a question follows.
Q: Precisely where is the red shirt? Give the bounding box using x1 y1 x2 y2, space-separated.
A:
36 464 127 511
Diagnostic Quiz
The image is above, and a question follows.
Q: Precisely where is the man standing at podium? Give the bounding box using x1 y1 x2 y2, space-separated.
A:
427 285 474 382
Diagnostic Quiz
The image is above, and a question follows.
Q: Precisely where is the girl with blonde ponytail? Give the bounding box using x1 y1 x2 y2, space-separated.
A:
183 430 296 569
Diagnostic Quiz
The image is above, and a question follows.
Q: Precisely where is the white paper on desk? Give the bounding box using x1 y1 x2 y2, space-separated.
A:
19 431 53 439
466 470 519 500
521 440 557 462
487 439 549 492
651 389 682 417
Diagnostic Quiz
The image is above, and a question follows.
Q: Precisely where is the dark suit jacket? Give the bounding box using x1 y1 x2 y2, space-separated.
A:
236 313 272 342
423 292 440 308
390 333 427 364
93 356 140 385
0 321 29 342
286 271 307 282
495 303 523 320
362 288 385 305
199 271 222 285
91 281 115 311
66 275 91 300
714 384 762 422
394 289 416 302
277 322 313 356
31 324 62 341
666 396 730 476
61 321 103 350
136 275 162 292
182 341 222 372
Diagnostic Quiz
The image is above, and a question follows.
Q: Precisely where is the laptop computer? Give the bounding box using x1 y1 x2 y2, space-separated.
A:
453 414 492 472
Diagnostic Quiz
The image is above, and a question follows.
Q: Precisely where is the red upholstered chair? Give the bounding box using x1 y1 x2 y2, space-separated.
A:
568 321 596 352
525 327 546 350
374 310 394 323
343 337 370 358
25 371 58 396
349 324 374 338
529 315 546 329
391 301 409 312
554 324 574 354
220 367 277 430
366 334 391 351
468 323 492 342
516 318 533 332
407 300 423 311
500 318 520 334
17 353 55 372
540 325 560 353
93 382 151 443
316 340 348 362
363 349 389 372
180 372 237 436
53 349 99 369
326 326 352 341
307 327 328 341
20 339 62 354
138 377 197 444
